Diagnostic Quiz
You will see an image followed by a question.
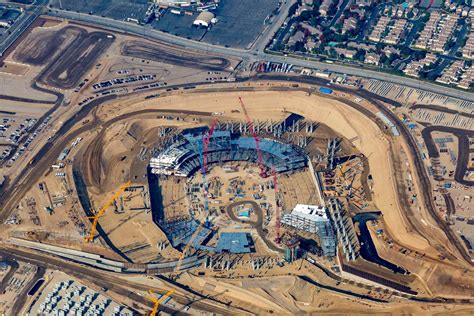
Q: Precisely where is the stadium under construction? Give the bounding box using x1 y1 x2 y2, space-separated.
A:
145 113 348 259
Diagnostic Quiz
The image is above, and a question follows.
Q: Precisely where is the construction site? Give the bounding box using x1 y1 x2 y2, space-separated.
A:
0 13 473 316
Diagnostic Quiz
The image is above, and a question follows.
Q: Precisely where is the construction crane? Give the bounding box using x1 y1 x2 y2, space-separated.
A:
238 97 268 178
84 180 131 242
175 120 217 272
202 118 218 174
147 289 175 316
271 165 281 243
201 119 218 227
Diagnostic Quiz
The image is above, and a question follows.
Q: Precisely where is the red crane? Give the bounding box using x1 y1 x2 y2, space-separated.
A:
203 118 218 174
238 97 267 178
272 165 281 243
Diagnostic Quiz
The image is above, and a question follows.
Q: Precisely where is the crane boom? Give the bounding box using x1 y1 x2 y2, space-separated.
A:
272 166 281 243
148 289 175 316
176 120 218 273
238 97 267 177
84 180 131 242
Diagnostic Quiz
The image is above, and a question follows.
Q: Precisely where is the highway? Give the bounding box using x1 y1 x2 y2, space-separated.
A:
46 8 474 102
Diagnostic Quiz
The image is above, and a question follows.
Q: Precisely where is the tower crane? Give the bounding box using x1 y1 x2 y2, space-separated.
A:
203 118 218 174
271 165 281 243
176 120 218 272
84 180 131 242
238 97 268 178
147 289 175 316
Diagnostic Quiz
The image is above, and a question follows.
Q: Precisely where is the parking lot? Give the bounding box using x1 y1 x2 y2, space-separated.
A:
49 0 149 22
49 0 280 49
152 11 206 41
0 114 52 164
153 0 281 48
201 0 280 48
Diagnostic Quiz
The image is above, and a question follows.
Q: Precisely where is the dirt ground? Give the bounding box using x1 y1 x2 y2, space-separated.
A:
177 272 474 315
4 78 472 305
97 88 442 254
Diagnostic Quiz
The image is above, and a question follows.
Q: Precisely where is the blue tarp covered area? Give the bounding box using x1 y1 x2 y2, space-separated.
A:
215 232 252 253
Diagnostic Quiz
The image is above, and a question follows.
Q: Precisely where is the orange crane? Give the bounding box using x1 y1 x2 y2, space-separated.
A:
238 97 268 178
271 165 281 243
147 289 175 316
84 180 131 242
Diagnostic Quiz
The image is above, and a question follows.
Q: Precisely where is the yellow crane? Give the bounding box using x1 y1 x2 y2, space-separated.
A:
147 289 175 316
175 225 203 273
84 180 131 242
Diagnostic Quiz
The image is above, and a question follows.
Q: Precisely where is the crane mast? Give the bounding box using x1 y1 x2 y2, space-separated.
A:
272 165 281 243
238 97 268 178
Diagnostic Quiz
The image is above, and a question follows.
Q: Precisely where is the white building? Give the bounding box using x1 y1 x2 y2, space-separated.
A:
281 204 336 256
193 11 215 28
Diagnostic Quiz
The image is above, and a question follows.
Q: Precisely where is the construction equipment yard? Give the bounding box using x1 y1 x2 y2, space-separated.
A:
0 13 472 316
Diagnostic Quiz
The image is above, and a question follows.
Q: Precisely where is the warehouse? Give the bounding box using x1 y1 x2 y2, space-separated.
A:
193 11 215 28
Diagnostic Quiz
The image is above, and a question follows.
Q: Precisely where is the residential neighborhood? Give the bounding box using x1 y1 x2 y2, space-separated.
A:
270 0 474 90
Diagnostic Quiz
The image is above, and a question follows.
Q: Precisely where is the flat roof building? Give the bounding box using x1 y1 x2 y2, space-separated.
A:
193 11 215 28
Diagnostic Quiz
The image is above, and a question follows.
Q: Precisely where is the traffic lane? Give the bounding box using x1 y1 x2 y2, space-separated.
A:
0 247 236 315
252 0 298 52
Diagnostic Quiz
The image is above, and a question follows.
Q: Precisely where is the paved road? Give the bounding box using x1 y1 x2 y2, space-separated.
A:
0 0 48 56
251 0 297 53
46 9 474 102
0 247 241 315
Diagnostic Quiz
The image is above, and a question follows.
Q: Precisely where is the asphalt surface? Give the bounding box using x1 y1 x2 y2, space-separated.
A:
12 25 83 66
39 29 114 89
47 9 474 102
121 40 231 71
0 94 55 104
